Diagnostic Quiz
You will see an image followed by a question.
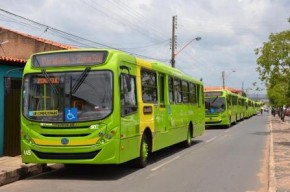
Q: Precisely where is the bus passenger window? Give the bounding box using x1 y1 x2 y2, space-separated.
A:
141 69 157 103
169 77 174 103
158 74 165 104
189 83 197 104
182 81 189 103
174 78 182 103
120 74 137 116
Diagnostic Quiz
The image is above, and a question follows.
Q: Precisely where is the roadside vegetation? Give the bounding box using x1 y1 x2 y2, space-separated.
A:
255 18 290 121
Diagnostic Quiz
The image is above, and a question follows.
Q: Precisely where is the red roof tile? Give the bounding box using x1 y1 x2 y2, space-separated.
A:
204 86 243 95
0 26 76 49
0 56 26 63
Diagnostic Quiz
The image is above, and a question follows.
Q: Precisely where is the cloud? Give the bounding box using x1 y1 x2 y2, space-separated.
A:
0 0 289 94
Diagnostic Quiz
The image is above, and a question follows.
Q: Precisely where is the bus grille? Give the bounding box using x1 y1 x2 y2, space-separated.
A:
40 134 90 137
32 150 100 160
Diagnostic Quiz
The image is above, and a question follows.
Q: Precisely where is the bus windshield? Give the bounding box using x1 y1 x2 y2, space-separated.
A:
205 97 225 114
22 70 113 122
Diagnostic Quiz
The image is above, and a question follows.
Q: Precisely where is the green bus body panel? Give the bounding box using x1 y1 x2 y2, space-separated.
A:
205 89 257 127
21 49 205 165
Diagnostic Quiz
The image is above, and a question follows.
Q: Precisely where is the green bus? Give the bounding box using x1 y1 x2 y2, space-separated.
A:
245 98 257 118
204 89 240 127
21 49 205 167
237 95 247 121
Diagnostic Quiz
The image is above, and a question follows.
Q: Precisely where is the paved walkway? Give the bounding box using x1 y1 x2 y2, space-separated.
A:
0 115 289 191
270 115 290 192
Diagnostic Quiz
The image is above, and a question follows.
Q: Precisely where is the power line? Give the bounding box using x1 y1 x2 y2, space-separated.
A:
0 8 169 61
118 39 170 50
0 8 112 48
107 0 167 40
82 0 166 43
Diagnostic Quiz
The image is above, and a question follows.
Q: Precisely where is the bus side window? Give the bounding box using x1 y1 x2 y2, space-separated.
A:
141 69 157 103
196 84 200 106
120 74 137 116
189 83 197 104
158 74 165 105
169 76 174 103
174 78 182 103
181 81 189 103
201 85 204 106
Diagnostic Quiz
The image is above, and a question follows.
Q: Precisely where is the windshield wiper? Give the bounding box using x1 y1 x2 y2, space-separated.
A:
34 56 59 94
211 96 219 104
71 67 91 94
41 69 60 94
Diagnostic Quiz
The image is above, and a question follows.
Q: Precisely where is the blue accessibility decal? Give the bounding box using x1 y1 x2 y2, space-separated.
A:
65 108 78 121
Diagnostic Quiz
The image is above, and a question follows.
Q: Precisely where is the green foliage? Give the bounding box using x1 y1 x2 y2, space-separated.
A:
267 80 288 106
255 28 290 106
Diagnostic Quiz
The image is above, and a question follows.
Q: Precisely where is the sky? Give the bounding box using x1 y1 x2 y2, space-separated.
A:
0 0 289 96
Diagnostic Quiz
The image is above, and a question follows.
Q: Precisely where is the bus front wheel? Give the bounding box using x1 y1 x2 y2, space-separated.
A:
135 134 149 168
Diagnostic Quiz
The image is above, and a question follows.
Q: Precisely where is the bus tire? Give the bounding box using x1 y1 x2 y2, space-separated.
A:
135 134 149 168
227 117 231 128
182 127 192 148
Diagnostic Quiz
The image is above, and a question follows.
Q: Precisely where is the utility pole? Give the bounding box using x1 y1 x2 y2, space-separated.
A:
170 15 177 68
242 81 244 92
222 71 225 89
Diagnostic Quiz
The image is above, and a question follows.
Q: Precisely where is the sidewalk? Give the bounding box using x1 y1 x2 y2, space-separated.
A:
0 156 52 186
269 115 290 192
0 115 289 190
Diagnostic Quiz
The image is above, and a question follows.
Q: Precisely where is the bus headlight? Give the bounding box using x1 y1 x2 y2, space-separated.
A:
97 138 105 145
96 129 116 144
98 132 104 137
23 134 36 145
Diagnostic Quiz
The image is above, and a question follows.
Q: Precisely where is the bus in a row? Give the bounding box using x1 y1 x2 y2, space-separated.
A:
21 49 205 168
204 87 260 128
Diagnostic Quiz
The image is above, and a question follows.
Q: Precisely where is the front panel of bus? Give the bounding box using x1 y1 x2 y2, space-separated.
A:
205 91 230 126
21 50 125 164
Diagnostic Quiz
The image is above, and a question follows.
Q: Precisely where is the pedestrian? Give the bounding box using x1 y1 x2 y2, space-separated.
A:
271 107 276 117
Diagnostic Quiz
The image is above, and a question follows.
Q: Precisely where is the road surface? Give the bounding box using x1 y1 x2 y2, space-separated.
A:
0 114 269 192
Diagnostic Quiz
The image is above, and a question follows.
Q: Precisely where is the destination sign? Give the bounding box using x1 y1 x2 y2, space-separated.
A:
32 51 108 67
29 110 58 116
33 77 59 84
205 91 222 97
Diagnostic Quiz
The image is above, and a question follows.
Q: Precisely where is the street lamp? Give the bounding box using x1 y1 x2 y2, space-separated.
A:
222 70 235 89
171 37 201 68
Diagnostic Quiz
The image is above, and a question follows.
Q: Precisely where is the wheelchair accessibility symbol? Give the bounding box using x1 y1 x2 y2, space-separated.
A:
65 108 78 121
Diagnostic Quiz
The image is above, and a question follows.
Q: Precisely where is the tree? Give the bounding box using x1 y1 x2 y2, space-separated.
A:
255 27 290 107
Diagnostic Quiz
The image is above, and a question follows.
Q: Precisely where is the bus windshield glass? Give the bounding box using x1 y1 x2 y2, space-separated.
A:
22 70 113 122
205 97 225 114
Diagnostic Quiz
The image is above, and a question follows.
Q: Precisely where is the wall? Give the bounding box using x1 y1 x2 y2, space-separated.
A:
0 64 23 155
0 27 68 60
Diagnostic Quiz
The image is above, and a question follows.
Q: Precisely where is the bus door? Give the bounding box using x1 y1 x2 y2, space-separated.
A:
120 73 140 161
155 73 167 133
195 84 204 133
227 95 232 121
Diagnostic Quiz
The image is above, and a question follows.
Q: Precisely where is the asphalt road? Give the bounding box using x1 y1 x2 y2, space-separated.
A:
0 114 269 192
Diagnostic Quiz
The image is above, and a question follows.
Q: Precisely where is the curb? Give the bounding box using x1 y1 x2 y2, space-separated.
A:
0 163 47 187
268 117 277 192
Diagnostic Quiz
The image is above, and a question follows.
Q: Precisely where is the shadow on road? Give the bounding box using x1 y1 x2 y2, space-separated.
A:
27 140 203 181
251 131 270 136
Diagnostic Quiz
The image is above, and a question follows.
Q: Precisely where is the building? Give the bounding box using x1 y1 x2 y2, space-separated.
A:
0 26 74 156
204 86 245 96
